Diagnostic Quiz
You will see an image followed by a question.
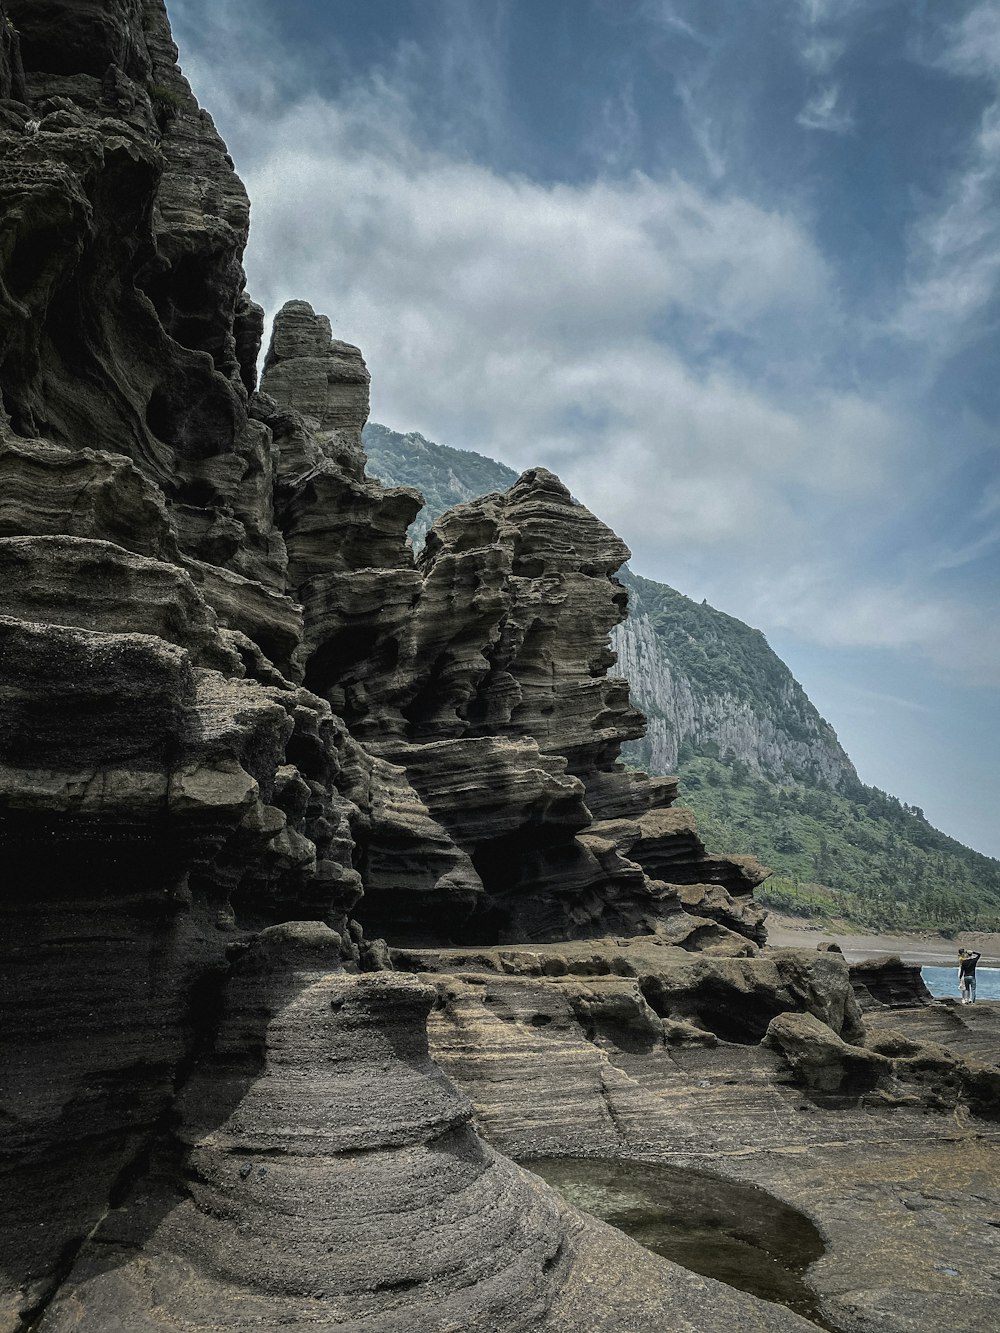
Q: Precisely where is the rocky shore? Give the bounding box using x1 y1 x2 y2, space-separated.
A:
0 3 997 1331
766 916 1000 966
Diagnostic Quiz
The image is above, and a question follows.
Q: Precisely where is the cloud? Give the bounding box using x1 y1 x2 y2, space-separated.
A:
793 0 868 31
896 103 1000 340
936 1 1000 80
835 684 931 716
791 0 872 130
796 82 854 132
168 0 996 691
800 35 847 73
924 475 1000 574
751 570 954 651
896 3 1000 344
223 85 902 552
740 566 1000 688
589 82 642 173
927 527 1000 574
640 2 710 47
795 0 844 22
673 76 728 179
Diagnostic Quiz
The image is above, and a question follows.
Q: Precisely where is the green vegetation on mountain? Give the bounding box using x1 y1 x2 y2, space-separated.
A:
676 750 1000 931
363 422 518 548
622 569 807 721
615 568 859 791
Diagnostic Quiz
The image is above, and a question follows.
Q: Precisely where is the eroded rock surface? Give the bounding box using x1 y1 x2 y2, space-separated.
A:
1 3 996 1331
33 928 815 1333
389 937 1000 1332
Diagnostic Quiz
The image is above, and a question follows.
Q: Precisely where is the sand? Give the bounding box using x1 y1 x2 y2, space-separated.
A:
764 913 1000 967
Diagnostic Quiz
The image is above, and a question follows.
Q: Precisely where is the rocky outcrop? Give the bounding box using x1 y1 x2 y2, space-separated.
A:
3 4 995 1332
383 937 1000 1332
0 4 790 1325
255 300 765 950
32 925 817 1333
850 954 934 1010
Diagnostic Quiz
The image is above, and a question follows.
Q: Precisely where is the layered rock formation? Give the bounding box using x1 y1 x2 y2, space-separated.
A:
360 428 859 796
0 3 799 1326
395 936 1000 1332
2 4 997 1332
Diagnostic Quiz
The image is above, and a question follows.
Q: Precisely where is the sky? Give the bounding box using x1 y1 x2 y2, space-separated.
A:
168 0 1000 859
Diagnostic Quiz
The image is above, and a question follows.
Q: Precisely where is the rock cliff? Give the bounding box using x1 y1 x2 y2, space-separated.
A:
0 3 798 1327
612 569 859 789
1 5 997 1332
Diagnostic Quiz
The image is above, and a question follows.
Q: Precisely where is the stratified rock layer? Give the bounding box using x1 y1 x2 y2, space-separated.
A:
388 937 1000 1333
34 927 815 1333
4 4 995 1332
0 4 790 1328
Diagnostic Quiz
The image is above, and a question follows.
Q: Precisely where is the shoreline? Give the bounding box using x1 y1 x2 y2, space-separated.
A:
764 913 1000 967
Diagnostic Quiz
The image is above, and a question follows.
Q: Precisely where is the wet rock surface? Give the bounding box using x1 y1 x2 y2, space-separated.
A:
523 1156 829 1327
0 3 997 1331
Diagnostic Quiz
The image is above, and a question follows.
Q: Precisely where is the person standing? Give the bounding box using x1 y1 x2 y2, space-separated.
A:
958 949 981 1004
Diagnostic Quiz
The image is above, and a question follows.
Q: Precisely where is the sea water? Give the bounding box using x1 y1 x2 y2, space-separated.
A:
921 964 1000 1001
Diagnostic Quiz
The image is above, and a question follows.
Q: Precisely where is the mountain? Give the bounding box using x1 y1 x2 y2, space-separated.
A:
613 567 858 790
363 422 518 548
363 422 1000 931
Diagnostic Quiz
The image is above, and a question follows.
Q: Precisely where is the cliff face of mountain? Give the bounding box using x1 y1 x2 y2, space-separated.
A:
614 569 859 790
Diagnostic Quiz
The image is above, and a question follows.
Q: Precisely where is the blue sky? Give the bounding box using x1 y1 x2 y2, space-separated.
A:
168 0 1000 858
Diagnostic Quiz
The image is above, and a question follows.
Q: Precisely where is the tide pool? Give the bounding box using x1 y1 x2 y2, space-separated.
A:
921 964 1000 1001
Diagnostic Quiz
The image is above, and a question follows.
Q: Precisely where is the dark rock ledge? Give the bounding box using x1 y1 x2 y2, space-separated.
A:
0 3 997 1331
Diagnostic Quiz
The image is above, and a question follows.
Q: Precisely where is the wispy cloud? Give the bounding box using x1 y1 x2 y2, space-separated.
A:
924 477 1000 573
895 105 1000 340
588 80 642 173
640 2 710 47
791 0 859 127
796 83 854 133
839 684 931 716
936 1 1000 79
674 76 728 179
800 35 847 73
896 5 1000 345
743 565 1000 689
927 527 1000 574
168 0 996 693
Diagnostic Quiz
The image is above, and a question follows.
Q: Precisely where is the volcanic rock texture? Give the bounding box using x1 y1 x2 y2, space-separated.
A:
0 3 814 1329
2 4 997 1332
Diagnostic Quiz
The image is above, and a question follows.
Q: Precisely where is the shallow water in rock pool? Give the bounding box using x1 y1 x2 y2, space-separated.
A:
522 1155 832 1328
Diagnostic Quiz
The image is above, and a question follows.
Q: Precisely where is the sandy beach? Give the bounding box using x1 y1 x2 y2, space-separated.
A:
764 913 1000 967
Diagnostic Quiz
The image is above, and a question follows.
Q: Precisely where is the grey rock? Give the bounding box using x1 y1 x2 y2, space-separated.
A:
2 5 994 1332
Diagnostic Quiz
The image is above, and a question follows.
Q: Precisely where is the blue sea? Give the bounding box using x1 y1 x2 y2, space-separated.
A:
921 964 1000 1002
